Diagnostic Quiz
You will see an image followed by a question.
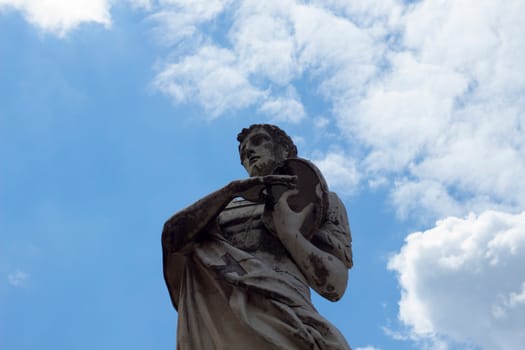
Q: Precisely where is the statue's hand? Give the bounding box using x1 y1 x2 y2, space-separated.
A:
230 175 296 202
272 189 314 238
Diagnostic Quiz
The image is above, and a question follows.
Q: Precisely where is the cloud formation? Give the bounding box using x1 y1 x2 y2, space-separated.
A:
3 0 524 220
148 0 525 220
0 0 112 36
7 270 29 287
388 210 525 349
259 91 305 123
147 0 232 45
314 152 360 195
153 45 265 117
149 0 381 124
346 0 525 219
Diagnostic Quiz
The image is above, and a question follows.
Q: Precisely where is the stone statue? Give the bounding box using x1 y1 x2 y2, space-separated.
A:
162 124 353 349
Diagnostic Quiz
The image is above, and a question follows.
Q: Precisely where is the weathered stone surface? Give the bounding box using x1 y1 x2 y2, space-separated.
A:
162 124 353 349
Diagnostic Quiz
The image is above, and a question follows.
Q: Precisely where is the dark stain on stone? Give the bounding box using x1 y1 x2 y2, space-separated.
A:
312 236 332 253
308 253 329 286
257 232 288 260
212 252 247 276
302 315 332 337
324 284 340 301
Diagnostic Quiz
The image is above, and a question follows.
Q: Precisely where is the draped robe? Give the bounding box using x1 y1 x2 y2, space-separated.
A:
163 192 353 350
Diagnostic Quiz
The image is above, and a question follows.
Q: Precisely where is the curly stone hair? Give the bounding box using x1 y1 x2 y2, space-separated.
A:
237 124 298 163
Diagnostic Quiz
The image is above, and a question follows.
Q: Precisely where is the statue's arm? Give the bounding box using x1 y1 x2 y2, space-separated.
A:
162 175 297 254
273 191 352 301
161 183 236 310
162 183 236 254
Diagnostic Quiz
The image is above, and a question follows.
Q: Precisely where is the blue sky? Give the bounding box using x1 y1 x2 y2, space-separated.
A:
1 1 524 350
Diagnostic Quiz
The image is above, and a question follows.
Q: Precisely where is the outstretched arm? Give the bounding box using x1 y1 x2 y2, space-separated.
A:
162 183 234 254
272 190 352 301
162 175 297 254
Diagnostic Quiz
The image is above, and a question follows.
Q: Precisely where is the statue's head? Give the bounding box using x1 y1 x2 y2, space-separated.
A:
237 124 298 177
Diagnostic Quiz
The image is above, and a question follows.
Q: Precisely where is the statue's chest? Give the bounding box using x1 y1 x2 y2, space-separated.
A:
217 200 286 256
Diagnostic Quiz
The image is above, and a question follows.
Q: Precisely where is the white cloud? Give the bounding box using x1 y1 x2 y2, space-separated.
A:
292 3 382 98
148 0 232 46
390 179 463 221
342 52 468 173
7 270 29 287
314 117 330 129
230 0 298 85
388 210 525 349
313 152 360 195
153 45 265 117
13 0 520 221
150 0 385 123
258 87 305 123
355 346 381 350
0 0 111 36
5 0 523 220
329 0 525 219
126 0 152 10
147 0 525 222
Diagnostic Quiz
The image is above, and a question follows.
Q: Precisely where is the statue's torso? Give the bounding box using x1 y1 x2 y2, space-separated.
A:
215 198 309 290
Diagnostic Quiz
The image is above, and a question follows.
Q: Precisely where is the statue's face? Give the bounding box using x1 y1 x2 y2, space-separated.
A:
240 127 283 176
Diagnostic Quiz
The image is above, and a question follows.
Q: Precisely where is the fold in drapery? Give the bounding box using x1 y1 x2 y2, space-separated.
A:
175 234 351 350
